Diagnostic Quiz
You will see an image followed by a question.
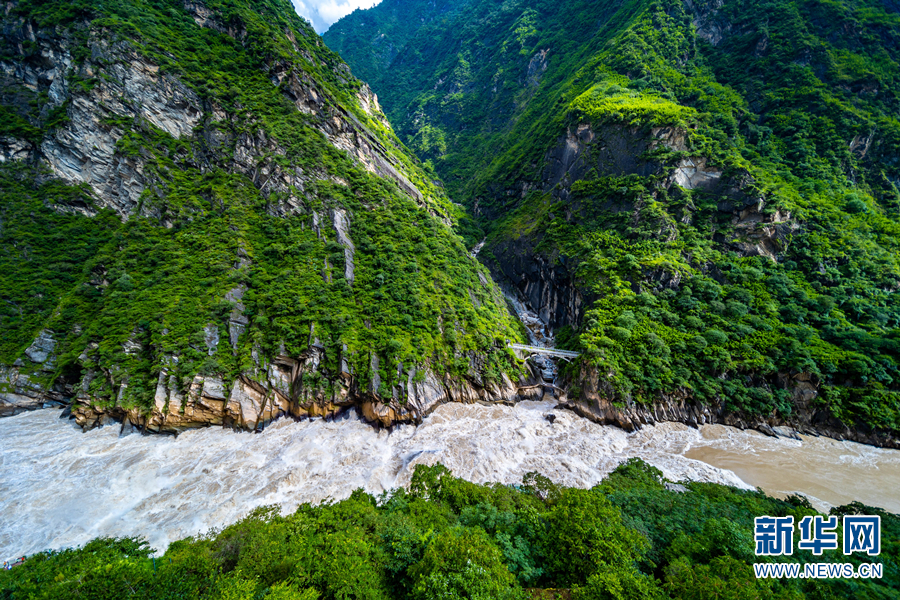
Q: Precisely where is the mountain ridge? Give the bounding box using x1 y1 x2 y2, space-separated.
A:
326 0 900 444
0 0 537 432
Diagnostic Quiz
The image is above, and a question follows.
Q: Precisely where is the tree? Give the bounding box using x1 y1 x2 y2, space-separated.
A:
543 489 648 585
409 527 523 600
574 564 664 600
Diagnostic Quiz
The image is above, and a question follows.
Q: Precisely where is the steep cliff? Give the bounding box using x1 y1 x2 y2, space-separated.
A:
0 0 535 432
328 0 900 443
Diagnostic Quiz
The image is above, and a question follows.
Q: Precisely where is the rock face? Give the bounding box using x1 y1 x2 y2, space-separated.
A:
68 354 532 434
489 238 590 332
558 366 899 449
23 330 56 365
0 27 202 215
331 208 356 286
683 0 731 46
0 10 425 220
483 122 791 334
1 331 71 416
0 135 30 161
540 124 685 204
672 156 721 191
486 124 689 331
1 366 51 416
43 49 201 215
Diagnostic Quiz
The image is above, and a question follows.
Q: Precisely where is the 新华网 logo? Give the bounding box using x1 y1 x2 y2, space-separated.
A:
753 514 883 580
754 515 880 556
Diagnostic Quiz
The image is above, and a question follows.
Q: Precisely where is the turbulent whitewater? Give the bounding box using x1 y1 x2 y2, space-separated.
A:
2 402 899 560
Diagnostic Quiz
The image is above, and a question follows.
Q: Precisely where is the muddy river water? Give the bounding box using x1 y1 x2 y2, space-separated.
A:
684 424 900 513
1 401 898 560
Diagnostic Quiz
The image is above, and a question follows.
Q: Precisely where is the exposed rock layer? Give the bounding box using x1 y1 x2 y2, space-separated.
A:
0 2 431 219
4 351 537 433
558 367 899 449
484 122 793 333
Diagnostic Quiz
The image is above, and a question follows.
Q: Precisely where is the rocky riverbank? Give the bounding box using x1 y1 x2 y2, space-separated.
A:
4 335 896 451
558 367 900 449
2 338 546 433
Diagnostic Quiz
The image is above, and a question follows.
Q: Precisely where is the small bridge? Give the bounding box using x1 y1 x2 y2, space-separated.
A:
508 343 580 360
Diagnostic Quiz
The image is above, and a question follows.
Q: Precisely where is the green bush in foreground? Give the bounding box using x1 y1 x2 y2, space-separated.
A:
2 459 898 599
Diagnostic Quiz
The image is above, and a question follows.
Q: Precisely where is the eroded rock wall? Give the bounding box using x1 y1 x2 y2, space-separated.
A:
70 355 530 434
558 366 899 449
0 3 427 220
484 121 799 332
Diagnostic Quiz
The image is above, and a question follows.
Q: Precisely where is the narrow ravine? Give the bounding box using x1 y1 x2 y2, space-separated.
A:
504 288 560 384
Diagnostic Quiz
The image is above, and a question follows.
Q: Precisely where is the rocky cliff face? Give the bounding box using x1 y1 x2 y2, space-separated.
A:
0 0 535 431
0 4 420 220
2 326 533 432
483 121 795 333
72 356 524 434
559 366 899 449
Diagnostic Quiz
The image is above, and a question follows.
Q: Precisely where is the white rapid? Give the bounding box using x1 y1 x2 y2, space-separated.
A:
1 402 899 562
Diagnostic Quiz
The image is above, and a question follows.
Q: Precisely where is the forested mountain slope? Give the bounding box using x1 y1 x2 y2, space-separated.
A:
324 0 467 89
0 0 530 432
326 0 900 444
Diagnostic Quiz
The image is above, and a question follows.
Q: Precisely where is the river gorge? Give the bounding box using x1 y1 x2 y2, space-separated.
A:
2 401 899 561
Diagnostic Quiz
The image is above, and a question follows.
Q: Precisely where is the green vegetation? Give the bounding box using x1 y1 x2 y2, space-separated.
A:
2 460 898 599
322 0 467 89
326 0 900 434
0 0 524 411
570 77 699 128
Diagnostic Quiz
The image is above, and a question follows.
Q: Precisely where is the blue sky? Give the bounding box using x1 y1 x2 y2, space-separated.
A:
291 0 382 33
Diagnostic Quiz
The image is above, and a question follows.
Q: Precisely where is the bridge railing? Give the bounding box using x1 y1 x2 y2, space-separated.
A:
507 343 580 359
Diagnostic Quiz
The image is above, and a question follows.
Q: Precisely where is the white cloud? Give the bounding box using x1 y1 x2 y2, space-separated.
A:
291 0 382 33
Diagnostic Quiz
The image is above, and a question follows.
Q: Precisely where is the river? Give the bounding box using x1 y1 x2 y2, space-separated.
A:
1 401 898 560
